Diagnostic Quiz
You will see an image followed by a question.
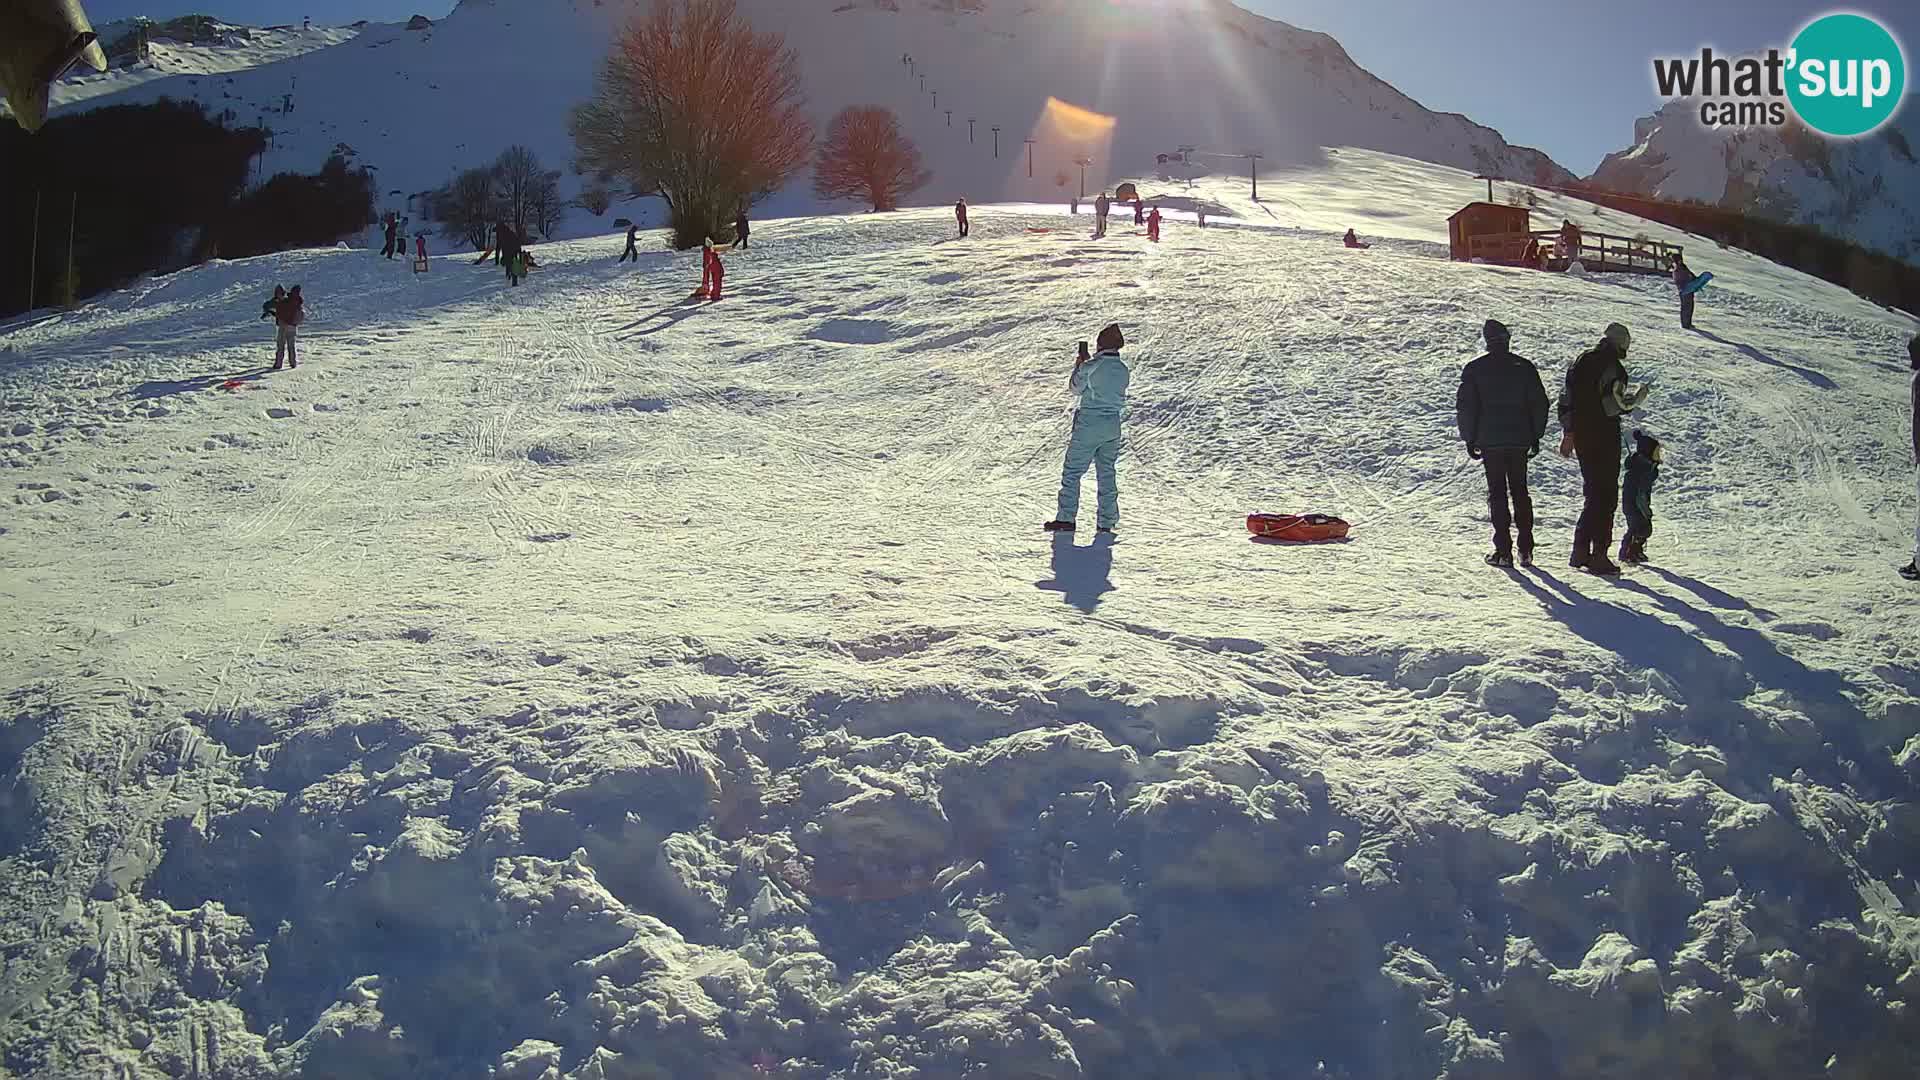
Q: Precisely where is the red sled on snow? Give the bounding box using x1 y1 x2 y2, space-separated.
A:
1247 513 1350 541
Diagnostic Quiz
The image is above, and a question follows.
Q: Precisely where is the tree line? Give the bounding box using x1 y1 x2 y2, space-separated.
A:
570 0 930 250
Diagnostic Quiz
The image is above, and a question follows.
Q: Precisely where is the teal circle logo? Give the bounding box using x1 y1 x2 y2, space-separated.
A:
1787 13 1906 137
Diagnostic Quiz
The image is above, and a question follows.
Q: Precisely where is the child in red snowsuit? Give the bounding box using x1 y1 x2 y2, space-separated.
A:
698 239 725 300
1146 208 1161 243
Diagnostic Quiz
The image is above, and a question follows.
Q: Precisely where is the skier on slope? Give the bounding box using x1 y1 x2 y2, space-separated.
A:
697 237 725 300
1146 206 1162 243
269 285 303 370
1557 322 1651 576
955 197 969 238
1672 253 1698 330
1903 334 1920 581
1456 319 1550 567
1044 323 1131 535
619 222 640 263
734 206 751 249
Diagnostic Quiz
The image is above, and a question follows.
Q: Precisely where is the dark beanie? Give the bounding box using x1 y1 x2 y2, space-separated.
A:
1483 319 1510 350
1097 323 1125 352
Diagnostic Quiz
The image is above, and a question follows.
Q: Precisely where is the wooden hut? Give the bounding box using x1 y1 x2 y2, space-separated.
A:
1448 202 1532 262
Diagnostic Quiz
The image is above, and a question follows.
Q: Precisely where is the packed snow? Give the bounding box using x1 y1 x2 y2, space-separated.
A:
2 147 1918 1079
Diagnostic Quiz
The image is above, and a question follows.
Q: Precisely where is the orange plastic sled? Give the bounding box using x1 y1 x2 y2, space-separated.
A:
1247 513 1350 541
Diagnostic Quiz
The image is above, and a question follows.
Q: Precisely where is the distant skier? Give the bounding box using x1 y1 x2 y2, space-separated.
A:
1456 319 1549 567
697 238 724 300
1618 429 1663 564
1672 254 1697 329
1044 324 1131 535
955 197 969 238
1557 322 1650 575
1342 228 1370 249
1903 334 1920 581
268 285 303 370
1146 207 1161 243
733 206 751 249
1133 199 1144 225
1093 192 1110 238
618 222 639 263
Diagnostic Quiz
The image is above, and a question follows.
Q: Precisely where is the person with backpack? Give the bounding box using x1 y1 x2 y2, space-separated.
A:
697 238 725 300
955 198 969 238
1557 322 1651 575
618 222 640 263
1672 254 1698 329
268 285 303 369
1618 430 1664 565
1456 319 1550 567
734 206 751 249
1044 323 1131 535
1903 333 1920 581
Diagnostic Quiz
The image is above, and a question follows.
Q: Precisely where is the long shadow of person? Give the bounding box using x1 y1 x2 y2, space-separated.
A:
1642 564 1777 621
1692 329 1836 390
1036 532 1115 613
132 367 274 399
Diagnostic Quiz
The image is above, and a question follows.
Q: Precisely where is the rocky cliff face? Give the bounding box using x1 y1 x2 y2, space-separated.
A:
1590 99 1920 263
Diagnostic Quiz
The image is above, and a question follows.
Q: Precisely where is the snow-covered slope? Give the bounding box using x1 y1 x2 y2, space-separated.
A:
12 0 1572 233
1590 99 1920 264
2 148 1918 1079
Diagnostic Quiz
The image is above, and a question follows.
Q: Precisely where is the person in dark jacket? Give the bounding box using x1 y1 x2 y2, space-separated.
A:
261 284 286 322
499 224 524 286
955 198 968 238
1457 319 1550 566
1093 192 1110 238
1133 199 1144 225
1673 254 1697 329
734 206 751 249
1557 322 1650 575
1904 334 1920 581
493 222 508 266
381 213 399 259
270 285 303 369
1618 430 1663 564
619 223 640 263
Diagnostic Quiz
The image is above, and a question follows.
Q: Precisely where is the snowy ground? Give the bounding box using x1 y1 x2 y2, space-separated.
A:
2 155 1919 1079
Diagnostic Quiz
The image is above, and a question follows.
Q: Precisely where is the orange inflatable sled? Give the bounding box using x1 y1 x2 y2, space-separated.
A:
1247 513 1350 541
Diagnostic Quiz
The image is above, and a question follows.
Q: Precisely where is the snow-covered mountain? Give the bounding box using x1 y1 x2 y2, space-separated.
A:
2 147 1917 1080
10 0 1573 230
1589 98 1920 264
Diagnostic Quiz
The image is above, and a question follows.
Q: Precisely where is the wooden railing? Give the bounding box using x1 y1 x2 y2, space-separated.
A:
1468 229 1683 275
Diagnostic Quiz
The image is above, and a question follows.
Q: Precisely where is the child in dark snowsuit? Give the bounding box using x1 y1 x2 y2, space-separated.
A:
1619 429 1662 563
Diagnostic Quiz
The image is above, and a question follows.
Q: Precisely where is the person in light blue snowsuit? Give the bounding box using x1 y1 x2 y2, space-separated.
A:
1045 323 1130 534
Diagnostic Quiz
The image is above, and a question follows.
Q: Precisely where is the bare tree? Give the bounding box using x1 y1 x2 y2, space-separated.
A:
527 168 565 239
492 145 543 235
570 0 813 249
813 106 930 211
441 167 497 249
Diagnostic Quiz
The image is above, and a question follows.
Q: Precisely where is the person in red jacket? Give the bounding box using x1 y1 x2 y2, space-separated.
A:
270 285 304 370
1146 206 1161 243
698 238 725 300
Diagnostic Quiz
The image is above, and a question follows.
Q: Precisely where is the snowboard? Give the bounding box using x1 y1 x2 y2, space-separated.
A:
1679 271 1714 296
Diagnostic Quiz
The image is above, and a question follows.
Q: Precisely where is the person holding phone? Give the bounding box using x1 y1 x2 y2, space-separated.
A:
1045 324 1131 535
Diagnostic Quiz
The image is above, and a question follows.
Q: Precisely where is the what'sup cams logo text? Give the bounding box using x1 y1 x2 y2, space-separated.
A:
1652 12 1907 137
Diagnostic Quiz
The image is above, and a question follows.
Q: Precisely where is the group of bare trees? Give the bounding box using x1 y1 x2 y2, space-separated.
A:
429 145 564 250
571 0 931 250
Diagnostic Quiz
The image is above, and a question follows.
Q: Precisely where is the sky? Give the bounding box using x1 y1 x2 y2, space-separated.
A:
83 0 1918 175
